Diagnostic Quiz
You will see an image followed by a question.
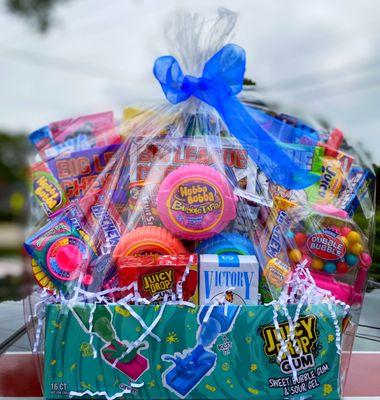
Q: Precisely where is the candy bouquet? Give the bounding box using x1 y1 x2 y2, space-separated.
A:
24 9 375 400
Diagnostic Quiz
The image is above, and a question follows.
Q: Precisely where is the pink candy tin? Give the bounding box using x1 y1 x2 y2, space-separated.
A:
157 164 237 240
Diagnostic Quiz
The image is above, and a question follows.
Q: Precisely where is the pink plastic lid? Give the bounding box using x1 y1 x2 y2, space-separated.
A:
157 164 237 240
313 204 348 219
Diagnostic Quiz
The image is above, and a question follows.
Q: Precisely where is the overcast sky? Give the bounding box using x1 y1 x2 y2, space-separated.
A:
0 0 379 161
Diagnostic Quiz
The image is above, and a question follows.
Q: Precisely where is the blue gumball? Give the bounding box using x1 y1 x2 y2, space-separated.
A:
286 230 295 240
324 262 337 274
346 254 358 267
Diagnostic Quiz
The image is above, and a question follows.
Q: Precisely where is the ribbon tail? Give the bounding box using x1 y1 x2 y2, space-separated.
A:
217 97 320 190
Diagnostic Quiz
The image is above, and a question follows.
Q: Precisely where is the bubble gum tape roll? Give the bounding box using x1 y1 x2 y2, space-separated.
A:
113 226 187 265
157 164 237 240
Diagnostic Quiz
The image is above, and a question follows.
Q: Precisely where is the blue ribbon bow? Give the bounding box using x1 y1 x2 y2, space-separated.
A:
154 44 319 189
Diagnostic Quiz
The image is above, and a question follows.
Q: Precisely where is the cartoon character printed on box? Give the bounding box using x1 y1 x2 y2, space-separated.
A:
71 305 149 381
161 305 240 398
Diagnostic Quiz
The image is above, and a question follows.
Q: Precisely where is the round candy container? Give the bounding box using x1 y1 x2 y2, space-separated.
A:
157 164 237 240
46 235 91 281
287 206 370 275
113 226 187 266
196 232 255 255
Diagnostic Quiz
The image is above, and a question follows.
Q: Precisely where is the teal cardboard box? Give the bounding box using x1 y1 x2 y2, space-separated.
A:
44 303 344 399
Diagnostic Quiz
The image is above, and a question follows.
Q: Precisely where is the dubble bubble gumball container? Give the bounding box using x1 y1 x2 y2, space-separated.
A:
23 8 376 400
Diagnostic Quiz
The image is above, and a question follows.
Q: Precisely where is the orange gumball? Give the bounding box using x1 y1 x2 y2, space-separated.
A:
311 258 324 271
289 249 302 262
349 242 364 256
341 236 349 248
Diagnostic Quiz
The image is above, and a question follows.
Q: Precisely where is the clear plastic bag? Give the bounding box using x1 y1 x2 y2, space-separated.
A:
23 8 375 400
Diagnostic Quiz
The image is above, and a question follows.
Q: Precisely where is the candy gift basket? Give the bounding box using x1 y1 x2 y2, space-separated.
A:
23 9 376 400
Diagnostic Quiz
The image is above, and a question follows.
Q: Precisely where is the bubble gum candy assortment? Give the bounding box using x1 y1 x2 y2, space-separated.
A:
23 10 376 400
287 205 370 275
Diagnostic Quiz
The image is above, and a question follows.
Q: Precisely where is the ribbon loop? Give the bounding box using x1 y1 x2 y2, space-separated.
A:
182 75 201 94
153 44 319 189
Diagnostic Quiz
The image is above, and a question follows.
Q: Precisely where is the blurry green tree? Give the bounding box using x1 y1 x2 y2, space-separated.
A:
0 132 29 222
6 0 68 32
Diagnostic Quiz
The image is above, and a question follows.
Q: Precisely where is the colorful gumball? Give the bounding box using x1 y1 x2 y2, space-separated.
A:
349 243 363 256
82 274 94 286
336 261 348 274
359 253 372 268
311 258 324 271
324 262 337 274
346 254 358 267
331 225 341 234
286 230 295 240
347 231 361 244
294 232 307 247
341 236 349 248
289 248 302 262
340 226 351 237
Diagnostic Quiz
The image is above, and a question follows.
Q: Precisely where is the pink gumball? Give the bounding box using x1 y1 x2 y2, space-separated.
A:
83 274 94 286
340 226 352 237
359 253 372 268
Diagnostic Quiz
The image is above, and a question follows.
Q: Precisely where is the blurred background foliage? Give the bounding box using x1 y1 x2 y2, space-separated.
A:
6 0 69 32
0 132 29 223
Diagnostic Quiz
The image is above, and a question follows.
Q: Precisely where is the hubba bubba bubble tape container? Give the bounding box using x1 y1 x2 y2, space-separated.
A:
23 8 376 400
